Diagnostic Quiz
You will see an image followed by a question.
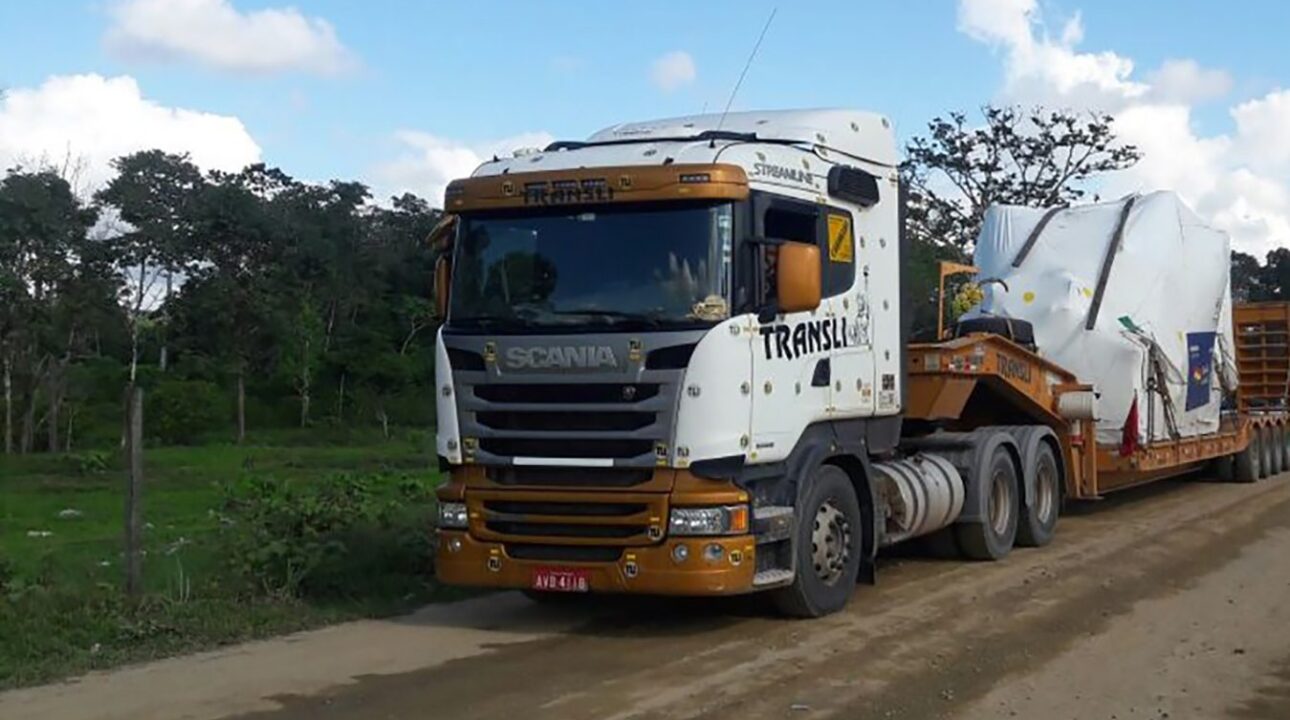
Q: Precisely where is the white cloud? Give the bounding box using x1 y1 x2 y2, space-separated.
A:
956 0 1290 256
1231 90 1290 173
372 131 555 206
106 0 355 76
958 0 1145 109
1147 59 1233 104
0 74 261 192
650 51 697 92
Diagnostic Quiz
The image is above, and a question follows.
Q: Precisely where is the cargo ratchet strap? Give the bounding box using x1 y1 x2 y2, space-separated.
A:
1086 196 1138 331
1010 205 1064 268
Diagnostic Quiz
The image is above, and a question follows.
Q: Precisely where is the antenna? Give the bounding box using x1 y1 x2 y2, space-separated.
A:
716 7 777 134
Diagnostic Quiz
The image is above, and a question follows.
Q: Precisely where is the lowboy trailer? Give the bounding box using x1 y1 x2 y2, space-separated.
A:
430 109 1287 617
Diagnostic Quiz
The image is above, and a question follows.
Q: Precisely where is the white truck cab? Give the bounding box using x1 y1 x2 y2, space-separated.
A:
432 110 1034 617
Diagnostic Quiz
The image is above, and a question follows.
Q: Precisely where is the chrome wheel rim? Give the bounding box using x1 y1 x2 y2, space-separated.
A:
811 499 851 585
990 468 1012 536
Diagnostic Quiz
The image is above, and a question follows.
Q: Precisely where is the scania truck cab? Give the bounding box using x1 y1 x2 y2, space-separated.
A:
432 109 1075 617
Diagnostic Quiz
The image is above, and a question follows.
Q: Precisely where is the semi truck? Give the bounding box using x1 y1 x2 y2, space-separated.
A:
430 108 1289 617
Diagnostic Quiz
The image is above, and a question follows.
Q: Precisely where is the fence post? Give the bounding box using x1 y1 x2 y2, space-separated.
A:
124 385 144 597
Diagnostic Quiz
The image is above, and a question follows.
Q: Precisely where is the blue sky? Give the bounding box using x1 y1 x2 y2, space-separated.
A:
2 1 1289 253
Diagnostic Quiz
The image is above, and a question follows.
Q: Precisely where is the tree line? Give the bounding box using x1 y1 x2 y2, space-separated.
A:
1 151 441 453
6 106 1275 454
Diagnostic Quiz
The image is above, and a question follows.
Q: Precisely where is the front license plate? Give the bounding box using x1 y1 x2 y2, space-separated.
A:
532 567 591 593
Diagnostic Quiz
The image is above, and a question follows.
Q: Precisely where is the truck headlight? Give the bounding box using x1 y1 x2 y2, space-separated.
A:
438 502 468 529
668 505 749 536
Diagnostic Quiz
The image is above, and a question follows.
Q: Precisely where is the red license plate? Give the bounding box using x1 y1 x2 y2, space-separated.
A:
531 567 591 593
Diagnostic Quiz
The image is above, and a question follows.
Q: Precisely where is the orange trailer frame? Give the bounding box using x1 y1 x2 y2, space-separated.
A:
906 306 1290 500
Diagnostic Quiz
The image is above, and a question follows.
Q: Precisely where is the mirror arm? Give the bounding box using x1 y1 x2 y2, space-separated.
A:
757 302 779 325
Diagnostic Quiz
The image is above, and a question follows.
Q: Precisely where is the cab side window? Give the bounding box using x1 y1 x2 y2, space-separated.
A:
754 198 856 305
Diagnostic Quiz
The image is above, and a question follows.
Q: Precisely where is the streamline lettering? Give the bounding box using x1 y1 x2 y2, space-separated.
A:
752 163 817 187
760 318 853 361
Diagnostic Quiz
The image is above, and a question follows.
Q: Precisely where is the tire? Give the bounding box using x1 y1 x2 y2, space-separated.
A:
771 465 862 618
1280 425 1290 475
955 445 1020 560
1234 429 1262 484
1016 441 1061 548
1210 454 1234 483
1261 426 1276 478
1276 425 1290 477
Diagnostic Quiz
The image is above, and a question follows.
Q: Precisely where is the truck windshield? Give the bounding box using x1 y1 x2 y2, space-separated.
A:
448 202 733 332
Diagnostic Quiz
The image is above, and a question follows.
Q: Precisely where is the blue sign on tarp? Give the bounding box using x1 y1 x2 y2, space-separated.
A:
1186 331 1217 411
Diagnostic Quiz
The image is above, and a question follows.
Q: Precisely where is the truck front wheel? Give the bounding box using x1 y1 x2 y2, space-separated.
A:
955 446 1020 560
772 465 862 618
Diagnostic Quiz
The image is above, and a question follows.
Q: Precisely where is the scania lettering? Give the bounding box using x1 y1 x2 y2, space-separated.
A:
431 109 1286 617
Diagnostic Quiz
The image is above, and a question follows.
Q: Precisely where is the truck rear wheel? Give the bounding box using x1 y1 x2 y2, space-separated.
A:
1016 441 1060 548
771 465 862 618
1234 429 1262 483
955 446 1019 560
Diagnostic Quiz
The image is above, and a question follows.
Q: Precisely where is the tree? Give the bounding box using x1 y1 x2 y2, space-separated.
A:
0 168 101 453
95 151 204 382
905 106 1142 251
1231 251 1267 302
185 166 282 442
902 106 1142 338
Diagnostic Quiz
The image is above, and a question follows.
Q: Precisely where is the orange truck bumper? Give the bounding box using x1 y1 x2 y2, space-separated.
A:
435 531 758 596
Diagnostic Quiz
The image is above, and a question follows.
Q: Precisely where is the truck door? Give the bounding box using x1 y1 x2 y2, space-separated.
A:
824 207 877 417
750 196 836 463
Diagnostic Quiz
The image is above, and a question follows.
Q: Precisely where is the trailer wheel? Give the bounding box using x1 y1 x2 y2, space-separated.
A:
1274 425 1284 477
1261 426 1277 477
1234 429 1261 483
1017 441 1061 548
1281 425 1290 474
955 446 1020 560
772 465 862 618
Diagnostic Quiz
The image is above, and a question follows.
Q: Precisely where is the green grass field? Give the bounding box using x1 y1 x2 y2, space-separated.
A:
0 430 459 689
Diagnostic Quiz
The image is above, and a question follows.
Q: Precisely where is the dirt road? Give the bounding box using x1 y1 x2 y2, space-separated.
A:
6 473 1290 720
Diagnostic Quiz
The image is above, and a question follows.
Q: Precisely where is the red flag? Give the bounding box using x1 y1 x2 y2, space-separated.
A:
1120 394 1140 457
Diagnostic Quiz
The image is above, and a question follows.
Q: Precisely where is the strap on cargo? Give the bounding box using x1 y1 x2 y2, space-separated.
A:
1085 196 1138 331
1011 205 1063 268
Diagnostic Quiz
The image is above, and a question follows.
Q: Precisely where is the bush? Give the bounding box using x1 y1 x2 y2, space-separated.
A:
217 472 435 599
148 380 228 445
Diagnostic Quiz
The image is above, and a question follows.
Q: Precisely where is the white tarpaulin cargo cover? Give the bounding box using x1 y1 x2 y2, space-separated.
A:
967 191 1236 445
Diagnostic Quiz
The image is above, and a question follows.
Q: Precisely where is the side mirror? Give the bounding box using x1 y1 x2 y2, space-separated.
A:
777 241 822 314
434 256 451 319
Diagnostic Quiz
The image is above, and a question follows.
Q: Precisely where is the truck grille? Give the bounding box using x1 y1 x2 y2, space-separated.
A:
478 438 656 459
473 383 661 404
505 544 623 562
444 332 698 471
476 410 654 432
468 491 667 546
486 467 654 488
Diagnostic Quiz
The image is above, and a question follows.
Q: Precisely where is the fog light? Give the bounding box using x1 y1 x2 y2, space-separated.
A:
437 502 468 529
446 537 463 553
703 543 724 563
671 543 690 564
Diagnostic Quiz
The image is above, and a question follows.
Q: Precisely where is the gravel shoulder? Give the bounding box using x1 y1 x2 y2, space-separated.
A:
5 474 1290 720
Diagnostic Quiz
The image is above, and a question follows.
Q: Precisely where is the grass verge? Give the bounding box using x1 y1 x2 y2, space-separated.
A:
0 431 461 690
